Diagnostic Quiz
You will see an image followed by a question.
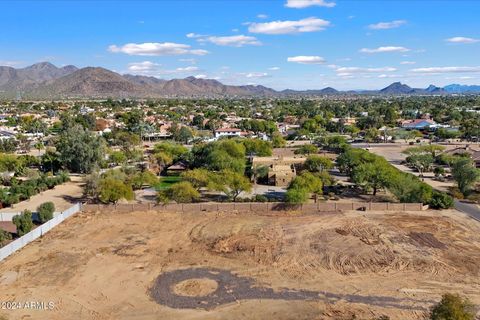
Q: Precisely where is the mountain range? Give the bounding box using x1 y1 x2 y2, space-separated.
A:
0 62 479 99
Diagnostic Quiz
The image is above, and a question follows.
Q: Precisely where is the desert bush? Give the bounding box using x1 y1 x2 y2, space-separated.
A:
158 181 199 204
12 210 34 236
254 194 268 202
429 191 454 209
430 293 475 320
0 229 11 246
37 202 55 223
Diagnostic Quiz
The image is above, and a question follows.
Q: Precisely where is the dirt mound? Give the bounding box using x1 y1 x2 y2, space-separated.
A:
190 216 283 264
190 215 472 276
173 278 218 297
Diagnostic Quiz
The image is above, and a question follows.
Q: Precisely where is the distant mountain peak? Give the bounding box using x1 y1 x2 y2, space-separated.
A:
380 82 414 94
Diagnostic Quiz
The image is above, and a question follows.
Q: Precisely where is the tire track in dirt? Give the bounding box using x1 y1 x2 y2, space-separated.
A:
150 267 436 311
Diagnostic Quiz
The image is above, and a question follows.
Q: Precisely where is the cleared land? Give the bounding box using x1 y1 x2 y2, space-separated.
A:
1 209 480 319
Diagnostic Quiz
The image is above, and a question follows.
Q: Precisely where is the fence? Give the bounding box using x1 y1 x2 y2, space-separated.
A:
0 211 69 222
0 203 82 262
82 202 425 214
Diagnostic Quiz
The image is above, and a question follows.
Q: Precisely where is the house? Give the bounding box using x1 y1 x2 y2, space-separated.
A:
252 156 307 187
166 161 188 175
214 128 242 139
267 164 297 187
444 145 480 168
401 119 438 130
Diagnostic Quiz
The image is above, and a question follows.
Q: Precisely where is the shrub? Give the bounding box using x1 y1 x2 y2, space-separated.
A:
12 210 34 236
37 202 55 223
0 229 11 246
158 181 200 204
429 192 454 209
285 188 309 204
430 293 475 320
98 178 134 204
254 194 268 202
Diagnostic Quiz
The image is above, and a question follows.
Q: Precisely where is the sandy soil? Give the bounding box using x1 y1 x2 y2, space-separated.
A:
0 176 84 213
0 209 480 320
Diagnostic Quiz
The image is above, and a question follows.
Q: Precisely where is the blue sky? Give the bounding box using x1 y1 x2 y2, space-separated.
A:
1 0 479 90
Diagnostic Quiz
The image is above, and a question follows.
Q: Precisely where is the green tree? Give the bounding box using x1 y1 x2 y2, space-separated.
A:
176 126 194 144
109 150 127 166
407 153 434 176
352 159 392 196
221 170 252 201
285 187 309 204
192 140 246 174
158 181 200 203
98 178 134 204
305 155 334 173
83 169 101 199
286 172 323 204
430 293 475 320
128 171 159 190
364 128 380 143
41 148 62 174
56 124 105 173
294 144 318 155
37 202 55 223
451 158 480 196
181 169 215 192
272 132 286 148
12 210 34 236
242 139 272 157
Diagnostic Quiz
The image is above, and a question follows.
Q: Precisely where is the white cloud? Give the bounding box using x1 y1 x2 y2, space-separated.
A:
410 66 480 74
0 60 23 67
244 72 270 78
368 20 407 30
287 56 326 64
400 61 416 65
445 37 479 44
378 74 400 78
186 33 206 39
360 46 410 53
201 35 262 47
178 58 197 64
257 14 268 19
194 74 208 79
127 61 160 72
333 66 397 78
176 66 200 72
108 42 209 56
336 66 397 73
248 17 330 34
285 0 336 8
269 66 280 71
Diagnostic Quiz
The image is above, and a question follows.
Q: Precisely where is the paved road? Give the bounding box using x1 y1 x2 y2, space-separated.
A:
454 200 480 222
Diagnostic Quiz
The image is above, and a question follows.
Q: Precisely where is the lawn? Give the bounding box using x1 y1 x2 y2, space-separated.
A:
155 176 182 191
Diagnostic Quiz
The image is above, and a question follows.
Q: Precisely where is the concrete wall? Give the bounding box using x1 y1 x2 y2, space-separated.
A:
82 202 425 214
0 203 81 262
0 211 65 222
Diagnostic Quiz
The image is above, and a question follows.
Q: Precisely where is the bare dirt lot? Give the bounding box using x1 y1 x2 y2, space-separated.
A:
1 209 480 320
